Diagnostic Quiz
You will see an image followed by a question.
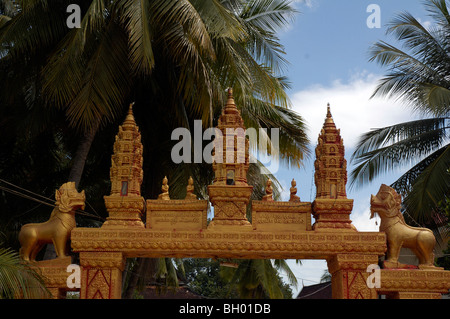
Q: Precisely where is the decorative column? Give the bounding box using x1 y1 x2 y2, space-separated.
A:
79 252 125 299
327 254 379 299
312 105 355 231
103 103 145 228
208 88 253 229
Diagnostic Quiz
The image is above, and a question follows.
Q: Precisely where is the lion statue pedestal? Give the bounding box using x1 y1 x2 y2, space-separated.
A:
19 182 85 263
370 184 442 270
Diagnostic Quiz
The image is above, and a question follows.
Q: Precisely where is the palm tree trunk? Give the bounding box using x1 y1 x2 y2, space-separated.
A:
124 258 145 299
68 118 101 189
124 258 158 299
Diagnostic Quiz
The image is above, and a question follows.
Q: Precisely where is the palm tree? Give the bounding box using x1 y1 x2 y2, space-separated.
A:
1 0 309 298
0 239 50 298
220 259 297 298
320 269 331 283
350 0 450 235
0 0 307 188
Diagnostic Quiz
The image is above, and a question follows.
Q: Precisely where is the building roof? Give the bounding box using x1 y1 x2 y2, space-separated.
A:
296 282 332 299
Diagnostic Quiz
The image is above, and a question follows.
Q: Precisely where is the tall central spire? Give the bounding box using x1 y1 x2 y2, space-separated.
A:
208 88 253 229
314 104 347 199
110 103 143 197
312 104 355 232
213 88 250 186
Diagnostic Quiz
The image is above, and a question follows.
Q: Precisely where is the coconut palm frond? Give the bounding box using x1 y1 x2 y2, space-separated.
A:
353 0 450 237
0 247 50 299
273 259 298 287
402 144 450 223
350 118 448 188
239 0 298 73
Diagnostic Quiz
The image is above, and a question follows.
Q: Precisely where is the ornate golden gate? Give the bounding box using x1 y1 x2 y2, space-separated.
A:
24 89 450 299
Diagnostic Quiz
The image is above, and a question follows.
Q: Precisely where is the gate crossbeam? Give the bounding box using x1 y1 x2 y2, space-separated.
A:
64 93 450 299
71 227 387 260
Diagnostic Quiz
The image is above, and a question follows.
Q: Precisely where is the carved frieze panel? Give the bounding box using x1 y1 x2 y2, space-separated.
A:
378 269 450 295
146 199 208 231
252 201 312 232
72 228 386 260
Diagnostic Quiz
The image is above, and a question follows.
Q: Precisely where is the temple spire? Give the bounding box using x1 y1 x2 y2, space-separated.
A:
109 103 143 197
314 104 347 199
208 87 253 229
312 105 355 232
213 87 249 186
103 102 145 228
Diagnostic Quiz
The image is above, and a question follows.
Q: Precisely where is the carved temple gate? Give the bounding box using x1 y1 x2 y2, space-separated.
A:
35 89 450 299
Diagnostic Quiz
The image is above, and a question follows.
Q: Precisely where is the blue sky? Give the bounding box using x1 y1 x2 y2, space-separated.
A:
271 0 431 296
281 0 429 91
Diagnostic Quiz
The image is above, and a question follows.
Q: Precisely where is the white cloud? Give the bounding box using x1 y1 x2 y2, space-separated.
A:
293 0 317 9
351 207 379 232
277 0 318 34
290 71 419 149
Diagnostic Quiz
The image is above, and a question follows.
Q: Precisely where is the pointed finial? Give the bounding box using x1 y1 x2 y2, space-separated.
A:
123 102 137 128
224 87 238 114
325 103 335 126
127 102 135 116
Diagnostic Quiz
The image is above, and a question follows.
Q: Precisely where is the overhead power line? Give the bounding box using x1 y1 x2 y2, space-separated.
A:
0 179 105 221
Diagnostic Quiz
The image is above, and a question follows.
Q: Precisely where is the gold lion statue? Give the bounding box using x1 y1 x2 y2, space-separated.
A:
370 184 440 269
19 182 85 262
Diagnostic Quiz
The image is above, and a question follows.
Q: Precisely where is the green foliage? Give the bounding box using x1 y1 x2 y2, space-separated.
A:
121 257 185 298
0 243 50 298
0 0 307 297
351 0 450 235
436 196 450 270
183 258 293 299
219 259 294 299
184 258 239 298
0 0 308 221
